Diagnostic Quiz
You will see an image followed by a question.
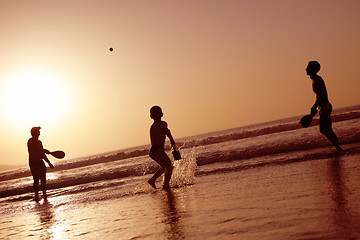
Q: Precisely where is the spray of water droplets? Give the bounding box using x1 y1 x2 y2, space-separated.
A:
169 145 197 188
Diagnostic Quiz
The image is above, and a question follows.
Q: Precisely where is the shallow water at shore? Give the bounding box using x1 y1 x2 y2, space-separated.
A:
1 145 360 240
1 106 359 239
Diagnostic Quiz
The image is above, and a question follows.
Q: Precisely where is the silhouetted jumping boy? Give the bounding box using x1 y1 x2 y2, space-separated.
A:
27 127 54 202
306 61 342 151
148 106 177 191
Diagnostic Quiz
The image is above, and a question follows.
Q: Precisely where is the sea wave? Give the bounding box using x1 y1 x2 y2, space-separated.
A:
1 106 359 199
2 105 359 182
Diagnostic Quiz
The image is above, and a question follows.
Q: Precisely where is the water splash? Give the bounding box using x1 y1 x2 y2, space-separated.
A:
169 146 197 188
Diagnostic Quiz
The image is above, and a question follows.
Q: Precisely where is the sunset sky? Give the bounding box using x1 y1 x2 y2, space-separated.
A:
1 1 359 167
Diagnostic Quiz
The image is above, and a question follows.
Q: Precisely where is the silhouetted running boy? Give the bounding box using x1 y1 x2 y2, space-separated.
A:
306 61 342 151
27 127 54 202
148 106 177 191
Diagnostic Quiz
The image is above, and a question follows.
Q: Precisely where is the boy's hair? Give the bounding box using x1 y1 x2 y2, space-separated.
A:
307 61 321 73
150 105 163 119
30 126 41 136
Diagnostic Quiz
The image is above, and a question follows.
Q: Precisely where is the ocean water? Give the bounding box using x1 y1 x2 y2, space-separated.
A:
1 105 360 239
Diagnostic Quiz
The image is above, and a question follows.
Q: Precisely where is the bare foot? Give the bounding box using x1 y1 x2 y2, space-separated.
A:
147 179 156 189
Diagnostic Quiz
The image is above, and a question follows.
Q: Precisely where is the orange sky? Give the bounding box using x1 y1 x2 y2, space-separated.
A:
1 1 360 167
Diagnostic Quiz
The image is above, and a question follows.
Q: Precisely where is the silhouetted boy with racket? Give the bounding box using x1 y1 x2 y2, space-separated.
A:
28 127 54 202
306 61 342 151
148 106 177 191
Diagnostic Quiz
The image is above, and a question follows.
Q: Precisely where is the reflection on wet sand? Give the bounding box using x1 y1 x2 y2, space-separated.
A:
328 155 357 239
161 190 185 239
34 201 55 239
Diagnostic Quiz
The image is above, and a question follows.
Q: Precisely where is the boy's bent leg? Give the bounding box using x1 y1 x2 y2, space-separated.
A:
153 150 173 189
148 149 166 189
148 167 164 189
320 111 341 150
152 167 164 180
147 179 157 189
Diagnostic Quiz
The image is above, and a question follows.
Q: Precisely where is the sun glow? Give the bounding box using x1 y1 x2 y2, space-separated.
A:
1 68 70 129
